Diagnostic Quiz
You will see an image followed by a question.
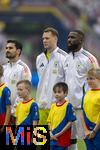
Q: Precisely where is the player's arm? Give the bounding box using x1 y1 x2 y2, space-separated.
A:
88 113 100 139
47 107 54 138
31 102 39 126
52 103 76 139
4 105 11 125
0 105 11 133
48 122 58 141
88 121 100 139
52 121 72 139
93 113 100 132
87 53 99 71
32 115 39 144
81 110 90 138
0 87 11 133
22 65 32 81
48 122 54 138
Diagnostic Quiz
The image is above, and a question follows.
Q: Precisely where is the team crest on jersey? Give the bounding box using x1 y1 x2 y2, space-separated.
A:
40 63 44 68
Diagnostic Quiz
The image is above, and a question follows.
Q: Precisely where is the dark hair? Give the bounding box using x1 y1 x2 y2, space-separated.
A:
17 80 32 91
72 30 84 40
0 64 3 77
43 27 59 38
53 82 68 93
7 40 22 55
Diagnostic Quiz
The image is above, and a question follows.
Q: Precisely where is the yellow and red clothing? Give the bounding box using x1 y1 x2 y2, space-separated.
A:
47 100 76 147
82 89 100 150
82 89 100 130
15 98 39 125
0 83 11 125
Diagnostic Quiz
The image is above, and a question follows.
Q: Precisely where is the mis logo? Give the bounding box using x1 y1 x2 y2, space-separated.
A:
2 125 50 149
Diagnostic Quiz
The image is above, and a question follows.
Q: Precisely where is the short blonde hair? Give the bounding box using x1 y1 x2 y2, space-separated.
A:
87 68 100 80
17 80 32 91
43 27 58 38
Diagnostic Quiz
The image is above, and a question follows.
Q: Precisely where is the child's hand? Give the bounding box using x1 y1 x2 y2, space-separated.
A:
51 135 58 141
88 130 96 139
84 129 90 138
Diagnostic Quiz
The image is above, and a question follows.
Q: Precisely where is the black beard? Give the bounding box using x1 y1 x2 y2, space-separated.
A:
6 53 15 59
67 44 79 53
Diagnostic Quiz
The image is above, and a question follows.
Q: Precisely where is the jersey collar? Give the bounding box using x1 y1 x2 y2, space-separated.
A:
56 99 66 107
73 47 84 56
0 83 5 87
22 98 33 104
8 59 21 66
91 89 100 91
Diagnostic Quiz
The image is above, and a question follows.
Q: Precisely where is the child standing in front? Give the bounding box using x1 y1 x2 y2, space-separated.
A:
12 80 39 149
47 82 76 150
81 68 100 150
0 64 11 128
15 80 39 126
0 64 11 146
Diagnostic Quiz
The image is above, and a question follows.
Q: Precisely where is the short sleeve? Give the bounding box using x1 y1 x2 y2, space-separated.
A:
2 87 11 106
66 103 76 122
30 102 39 121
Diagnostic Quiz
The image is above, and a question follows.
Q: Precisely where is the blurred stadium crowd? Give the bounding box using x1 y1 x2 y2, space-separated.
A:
0 0 100 86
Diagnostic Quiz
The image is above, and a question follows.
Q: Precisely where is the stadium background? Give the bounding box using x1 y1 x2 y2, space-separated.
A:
0 0 100 149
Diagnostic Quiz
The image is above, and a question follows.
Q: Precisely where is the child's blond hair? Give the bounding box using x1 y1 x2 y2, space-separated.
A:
87 68 100 80
17 80 32 91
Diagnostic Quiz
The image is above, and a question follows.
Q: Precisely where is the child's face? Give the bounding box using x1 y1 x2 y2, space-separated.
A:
17 83 29 99
53 87 67 101
87 76 100 89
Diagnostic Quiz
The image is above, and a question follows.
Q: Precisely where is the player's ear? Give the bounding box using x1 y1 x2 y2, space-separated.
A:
17 48 21 56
